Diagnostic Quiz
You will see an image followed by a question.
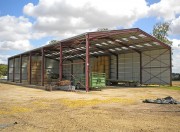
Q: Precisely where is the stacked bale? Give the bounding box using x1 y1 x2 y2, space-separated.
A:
91 56 110 79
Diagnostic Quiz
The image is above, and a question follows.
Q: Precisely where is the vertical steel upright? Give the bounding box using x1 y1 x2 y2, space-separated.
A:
169 48 172 86
13 57 15 82
41 48 44 86
29 52 32 84
116 55 119 80
59 43 63 81
140 52 142 84
85 34 90 92
71 60 73 81
20 55 22 83
7 58 9 81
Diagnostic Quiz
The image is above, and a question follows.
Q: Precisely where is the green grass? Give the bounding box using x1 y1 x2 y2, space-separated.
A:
159 86 180 90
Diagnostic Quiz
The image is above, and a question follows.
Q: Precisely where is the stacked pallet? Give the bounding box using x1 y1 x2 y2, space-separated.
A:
92 56 110 79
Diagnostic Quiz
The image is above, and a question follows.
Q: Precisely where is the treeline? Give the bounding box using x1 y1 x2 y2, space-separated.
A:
0 64 7 77
172 73 180 81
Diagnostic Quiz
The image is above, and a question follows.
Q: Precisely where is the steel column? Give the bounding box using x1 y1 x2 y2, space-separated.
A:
85 34 90 92
29 52 32 84
59 43 63 81
20 55 22 83
116 55 119 80
71 60 73 81
41 48 45 86
169 48 172 86
13 57 15 82
140 52 142 84
7 58 9 81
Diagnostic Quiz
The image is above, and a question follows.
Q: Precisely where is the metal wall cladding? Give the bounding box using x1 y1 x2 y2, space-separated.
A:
63 60 72 80
110 55 117 80
14 58 20 81
142 49 170 85
118 52 140 81
9 59 14 67
22 56 28 67
45 58 59 76
90 57 95 72
73 59 85 78
22 56 28 80
8 73 13 80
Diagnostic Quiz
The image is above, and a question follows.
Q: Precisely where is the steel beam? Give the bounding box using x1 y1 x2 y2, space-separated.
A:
41 48 45 86
59 43 63 81
85 34 90 92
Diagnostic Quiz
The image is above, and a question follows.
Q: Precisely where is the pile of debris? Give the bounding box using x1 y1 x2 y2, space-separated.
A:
56 80 71 86
143 96 180 104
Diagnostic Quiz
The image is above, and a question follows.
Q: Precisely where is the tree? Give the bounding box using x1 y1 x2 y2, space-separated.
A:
0 64 7 77
152 22 172 45
97 28 109 31
49 40 59 45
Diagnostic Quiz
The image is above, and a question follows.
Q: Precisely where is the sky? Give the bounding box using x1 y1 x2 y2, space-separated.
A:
0 0 180 73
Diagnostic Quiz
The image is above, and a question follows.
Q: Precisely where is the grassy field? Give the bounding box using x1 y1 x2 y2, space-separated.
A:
0 82 180 131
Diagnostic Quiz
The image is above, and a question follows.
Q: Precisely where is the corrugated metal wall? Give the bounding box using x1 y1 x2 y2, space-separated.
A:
22 56 28 83
73 59 85 79
45 58 59 83
110 55 117 80
8 59 14 81
8 48 171 85
118 52 140 81
142 49 170 84
14 58 20 82
63 60 72 80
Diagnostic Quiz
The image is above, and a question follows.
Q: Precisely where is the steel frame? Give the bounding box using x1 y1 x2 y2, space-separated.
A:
7 28 172 89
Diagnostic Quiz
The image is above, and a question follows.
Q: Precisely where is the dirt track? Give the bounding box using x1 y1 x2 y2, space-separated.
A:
0 83 180 132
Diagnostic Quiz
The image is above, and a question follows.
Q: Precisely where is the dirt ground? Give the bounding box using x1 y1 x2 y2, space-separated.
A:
0 82 180 132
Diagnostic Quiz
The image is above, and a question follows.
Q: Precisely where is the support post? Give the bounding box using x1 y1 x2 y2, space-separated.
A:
85 34 90 92
20 55 22 83
7 58 9 81
116 55 119 80
59 43 63 81
140 52 142 84
169 48 172 86
29 52 32 84
41 48 45 86
13 57 15 82
71 60 73 81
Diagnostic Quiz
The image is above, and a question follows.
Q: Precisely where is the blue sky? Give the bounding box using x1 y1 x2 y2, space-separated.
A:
0 0 180 73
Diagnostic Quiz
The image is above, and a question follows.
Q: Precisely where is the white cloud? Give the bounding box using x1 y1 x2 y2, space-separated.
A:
148 0 180 21
23 0 149 37
0 15 32 41
0 40 33 51
0 55 10 64
171 39 180 73
170 16 180 35
0 15 34 51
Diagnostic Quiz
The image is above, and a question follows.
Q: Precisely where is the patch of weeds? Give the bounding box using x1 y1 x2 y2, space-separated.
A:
58 98 135 108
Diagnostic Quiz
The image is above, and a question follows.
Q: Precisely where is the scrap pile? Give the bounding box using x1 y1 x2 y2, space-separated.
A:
56 80 71 86
143 96 180 104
